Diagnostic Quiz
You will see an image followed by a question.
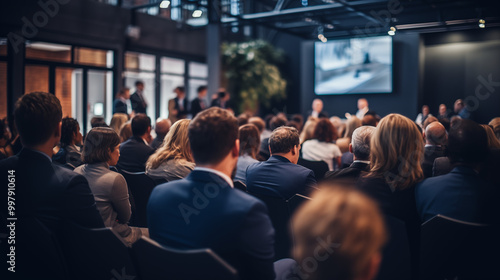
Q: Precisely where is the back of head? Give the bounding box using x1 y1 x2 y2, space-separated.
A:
313 118 337 142
189 107 238 165
270 116 287 131
300 118 319 143
293 185 386 280
425 122 447 146
82 127 120 164
239 124 260 158
269 126 299 154
237 114 249 127
14 92 62 147
422 116 438 130
147 119 192 170
482 124 500 150
292 114 304 130
110 113 129 134
60 117 80 147
119 122 132 142
351 126 376 161
248 117 265 134
91 116 107 128
370 114 424 190
344 117 362 139
448 119 488 165
154 118 172 137
362 114 379 127
131 113 151 137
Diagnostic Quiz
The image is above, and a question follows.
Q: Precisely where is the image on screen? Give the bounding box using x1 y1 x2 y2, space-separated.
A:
315 36 393 95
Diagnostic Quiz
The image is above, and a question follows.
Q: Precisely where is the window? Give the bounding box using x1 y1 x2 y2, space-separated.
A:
124 52 156 119
25 65 49 93
160 57 185 119
26 42 71 63
74 47 114 68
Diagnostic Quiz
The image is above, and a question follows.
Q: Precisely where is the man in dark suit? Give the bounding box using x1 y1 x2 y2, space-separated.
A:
130 80 147 114
247 126 317 199
324 126 375 183
421 121 447 178
211 89 232 111
168 86 189 123
116 114 154 172
0 92 103 278
148 107 276 280
113 88 130 115
416 119 492 223
190 85 208 118
308 98 328 118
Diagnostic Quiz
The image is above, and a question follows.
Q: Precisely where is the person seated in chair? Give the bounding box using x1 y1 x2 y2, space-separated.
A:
116 113 154 172
52 117 83 169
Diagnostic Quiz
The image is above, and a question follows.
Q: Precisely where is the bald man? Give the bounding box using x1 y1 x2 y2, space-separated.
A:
422 121 447 178
309 99 328 118
150 118 172 150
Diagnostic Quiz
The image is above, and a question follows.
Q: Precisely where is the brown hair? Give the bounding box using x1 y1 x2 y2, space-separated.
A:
82 127 120 164
300 117 318 144
239 124 260 158
489 117 500 141
119 122 132 142
293 185 386 280
343 117 362 139
146 119 193 170
313 118 338 142
481 124 500 150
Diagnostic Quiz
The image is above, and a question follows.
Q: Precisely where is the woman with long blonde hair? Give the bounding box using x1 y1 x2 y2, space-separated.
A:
146 119 194 182
110 113 129 135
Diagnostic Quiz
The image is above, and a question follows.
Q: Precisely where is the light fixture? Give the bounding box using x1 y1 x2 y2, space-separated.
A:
159 0 170 8
388 26 396 36
302 0 308 7
479 19 485 28
325 24 334 29
192 9 203 18
317 26 327 42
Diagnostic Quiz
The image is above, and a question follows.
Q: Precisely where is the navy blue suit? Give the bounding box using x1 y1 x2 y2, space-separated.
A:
113 98 128 114
130 91 147 114
116 136 154 172
416 166 491 223
147 170 276 280
246 155 317 199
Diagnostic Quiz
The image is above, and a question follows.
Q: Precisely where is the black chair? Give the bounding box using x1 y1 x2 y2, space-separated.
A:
297 157 329 180
233 180 247 192
376 215 411 280
131 236 238 280
120 170 157 227
59 222 137 280
420 214 499 280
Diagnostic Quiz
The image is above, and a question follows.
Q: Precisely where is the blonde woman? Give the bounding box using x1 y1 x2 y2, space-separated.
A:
299 117 319 144
146 119 194 182
110 113 129 135
336 116 362 153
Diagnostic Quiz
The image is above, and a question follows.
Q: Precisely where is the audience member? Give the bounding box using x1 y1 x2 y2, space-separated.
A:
488 117 500 141
261 114 274 140
168 86 189 123
113 88 130 115
0 119 13 159
324 126 375 183
437 103 450 120
330 116 345 138
416 119 491 223
90 116 108 128
146 119 194 182
356 98 369 119
234 124 260 184
116 114 154 172
211 89 232 111
52 117 83 168
148 107 277 280
109 113 129 135
150 118 172 150
422 115 438 131
301 118 341 171
453 99 470 119
299 117 318 144
259 115 287 160
415 105 432 127
130 80 147 114
337 116 362 153
292 185 386 280
190 85 208 118
75 127 145 246
482 124 500 149
249 116 265 136
362 113 379 127
422 121 447 178
291 114 304 132
309 99 328 118
237 113 250 126
246 126 317 199
118 121 132 143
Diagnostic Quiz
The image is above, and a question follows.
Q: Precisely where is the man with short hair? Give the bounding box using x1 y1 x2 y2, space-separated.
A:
130 80 148 114
247 126 317 199
190 85 208 118
150 118 171 150
148 107 276 280
324 126 375 182
116 113 154 172
259 116 287 161
453 99 470 119
309 99 328 118
421 121 447 178
356 98 369 119
168 86 189 123
0 92 103 278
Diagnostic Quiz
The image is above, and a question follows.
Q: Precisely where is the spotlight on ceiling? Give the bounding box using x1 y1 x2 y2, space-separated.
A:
192 10 203 18
159 0 170 8
479 19 485 28
388 26 396 36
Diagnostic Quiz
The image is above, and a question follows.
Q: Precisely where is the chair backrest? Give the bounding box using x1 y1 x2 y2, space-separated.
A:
120 170 157 227
131 236 238 280
59 222 137 280
420 214 499 279
376 215 411 280
233 180 247 192
297 157 329 180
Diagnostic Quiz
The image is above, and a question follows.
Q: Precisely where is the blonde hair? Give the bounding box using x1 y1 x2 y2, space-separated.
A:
293 185 387 280
369 114 424 190
300 117 318 144
343 116 362 139
146 119 193 170
489 117 500 141
481 124 500 150
110 113 129 135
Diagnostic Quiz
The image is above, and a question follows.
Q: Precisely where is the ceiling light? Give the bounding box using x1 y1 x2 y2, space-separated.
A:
159 0 170 8
325 24 334 29
388 26 396 36
479 19 485 28
192 10 203 18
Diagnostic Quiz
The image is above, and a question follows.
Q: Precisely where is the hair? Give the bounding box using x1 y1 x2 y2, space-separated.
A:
82 127 120 164
270 116 287 131
14 92 62 147
264 114 274 130
447 119 488 165
481 124 500 150
291 114 304 132
422 116 438 130
489 117 500 141
369 114 424 190
135 80 144 87
425 122 447 146
91 117 108 128
269 126 300 154
300 117 319 144
237 114 250 127
313 118 338 142
154 118 171 138
293 185 386 280
110 113 129 135
146 119 193 170
351 126 376 160
175 86 185 93
131 113 151 137
60 117 80 147
248 117 265 134
330 116 345 138
189 107 238 165
119 122 132 142
239 124 260 159
286 120 301 131
362 114 379 127
343 117 362 139
197 85 207 94
115 88 130 98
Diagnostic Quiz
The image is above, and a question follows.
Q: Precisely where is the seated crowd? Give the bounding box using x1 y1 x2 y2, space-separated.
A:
1 91 500 280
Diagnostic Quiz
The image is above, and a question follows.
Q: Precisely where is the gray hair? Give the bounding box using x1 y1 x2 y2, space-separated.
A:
351 126 376 160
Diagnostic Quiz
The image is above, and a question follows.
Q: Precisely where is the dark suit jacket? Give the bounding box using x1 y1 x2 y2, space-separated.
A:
211 98 233 110
433 156 452 177
258 137 270 161
113 98 128 114
147 170 275 280
168 97 189 122
190 97 206 118
324 161 369 182
307 110 329 118
246 155 317 199
422 145 445 178
130 91 147 114
116 136 154 172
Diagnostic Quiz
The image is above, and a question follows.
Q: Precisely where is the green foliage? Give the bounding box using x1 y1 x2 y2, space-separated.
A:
221 40 287 113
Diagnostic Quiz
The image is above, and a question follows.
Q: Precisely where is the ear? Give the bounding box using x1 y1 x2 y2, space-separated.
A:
349 143 353 154
232 139 240 158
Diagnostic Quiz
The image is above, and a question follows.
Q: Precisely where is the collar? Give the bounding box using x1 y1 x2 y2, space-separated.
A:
25 148 52 162
353 160 370 164
194 167 234 188
269 155 292 163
